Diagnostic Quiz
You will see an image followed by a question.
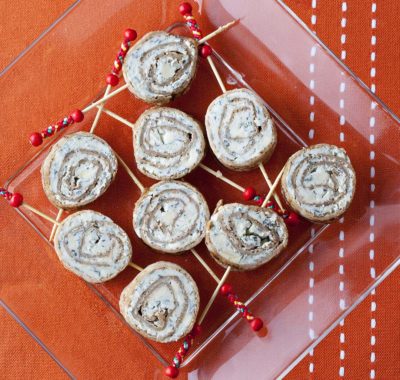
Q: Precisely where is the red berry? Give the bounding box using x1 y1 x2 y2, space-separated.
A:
250 317 263 332
9 193 23 207
191 324 202 337
286 212 300 226
265 200 277 209
199 44 212 58
220 283 233 296
124 28 137 41
29 132 43 147
179 2 192 15
243 186 256 201
106 73 119 86
70 109 84 123
165 365 179 378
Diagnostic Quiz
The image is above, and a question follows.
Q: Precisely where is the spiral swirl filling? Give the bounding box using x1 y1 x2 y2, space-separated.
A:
41 132 118 208
205 89 276 169
134 108 205 180
119 262 199 342
133 181 209 253
54 211 132 283
123 31 198 104
283 144 356 220
206 203 288 270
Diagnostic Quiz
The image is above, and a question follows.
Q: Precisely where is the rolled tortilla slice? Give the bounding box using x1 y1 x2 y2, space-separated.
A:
281 144 356 223
119 261 200 343
41 132 118 209
205 203 288 271
133 181 210 254
205 88 277 171
123 31 198 105
54 210 132 283
134 107 205 180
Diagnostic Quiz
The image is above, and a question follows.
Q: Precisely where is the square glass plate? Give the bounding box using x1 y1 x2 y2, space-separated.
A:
1 0 399 378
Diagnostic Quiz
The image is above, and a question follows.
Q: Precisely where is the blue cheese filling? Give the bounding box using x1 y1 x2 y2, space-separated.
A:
134 107 205 180
283 144 356 218
42 132 118 208
206 203 288 270
133 181 209 253
123 31 197 104
119 262 199 342
205 89 276 168
54 211 132 283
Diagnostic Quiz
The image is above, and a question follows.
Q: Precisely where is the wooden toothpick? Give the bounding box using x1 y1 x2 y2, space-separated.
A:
114 152 146 193
258 163 284 210
207 56 227 93
128 262 145 272
82 84 129 114
90 84 112 134
191 249 220 283
198 266 231 324
261 167 285 208
198 20 237 45
49 208 63 241
99 106 136 129
199 163 245 192
21 203 60 225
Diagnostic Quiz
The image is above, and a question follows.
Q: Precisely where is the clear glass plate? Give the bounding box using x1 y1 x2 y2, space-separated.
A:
1 0 399 378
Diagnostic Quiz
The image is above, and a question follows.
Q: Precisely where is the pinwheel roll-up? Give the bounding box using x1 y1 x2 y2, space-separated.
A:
205 89 277 171
134 107 205 180
133 181 209 254
123 31 198 105
41 132 118 209
119 261 200 343
54 211 132 283
281 144 356 223
206 203 288 271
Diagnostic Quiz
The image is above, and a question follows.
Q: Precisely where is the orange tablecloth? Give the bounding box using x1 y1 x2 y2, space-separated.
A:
0 1 399 379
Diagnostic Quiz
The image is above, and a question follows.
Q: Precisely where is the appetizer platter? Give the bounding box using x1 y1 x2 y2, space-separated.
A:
2 0 399 378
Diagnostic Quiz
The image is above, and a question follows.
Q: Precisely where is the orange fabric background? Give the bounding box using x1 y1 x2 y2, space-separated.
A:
0 1 399 379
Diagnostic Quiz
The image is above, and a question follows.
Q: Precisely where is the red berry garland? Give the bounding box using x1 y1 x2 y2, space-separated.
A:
29 111 84 146
220 283 265 332
106 28 137 87
165 324 201 378
178 2 213 59
0 188 23 207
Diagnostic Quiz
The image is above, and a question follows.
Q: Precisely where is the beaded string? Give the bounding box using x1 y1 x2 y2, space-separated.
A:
220 283 263 331
0 188 60 224
106 28 137 87
179 2 215 60
179 2 202 40
29 29 137 147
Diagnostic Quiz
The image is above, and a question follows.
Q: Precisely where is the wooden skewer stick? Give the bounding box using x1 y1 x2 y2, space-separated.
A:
198 20 237 44
98 106 136 129
190 249 220 283
261 167 285 208
128 262 145 272
21 203 60 225
199 163 245 192
82 83 129 114
207 56 227 93
258 163 285 210
198 266 231 324
114 152 145 193
49 208 63 241
90 84 112 134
